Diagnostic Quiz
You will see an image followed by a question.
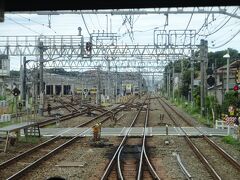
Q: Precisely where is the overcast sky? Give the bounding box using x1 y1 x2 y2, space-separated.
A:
0 6 240 70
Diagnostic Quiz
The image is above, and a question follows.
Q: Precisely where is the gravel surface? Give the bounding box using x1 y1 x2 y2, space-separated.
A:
1 95 239 180
191 137 240 179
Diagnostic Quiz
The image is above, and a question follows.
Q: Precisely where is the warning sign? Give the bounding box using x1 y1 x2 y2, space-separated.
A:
225 117 236 125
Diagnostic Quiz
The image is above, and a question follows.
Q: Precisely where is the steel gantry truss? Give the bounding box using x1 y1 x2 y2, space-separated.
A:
0 30 197 76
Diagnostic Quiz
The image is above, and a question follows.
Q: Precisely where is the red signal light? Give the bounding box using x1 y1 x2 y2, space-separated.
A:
233 85 239 91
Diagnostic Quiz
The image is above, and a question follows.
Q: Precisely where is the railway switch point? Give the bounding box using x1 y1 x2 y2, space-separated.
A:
160 113 164 121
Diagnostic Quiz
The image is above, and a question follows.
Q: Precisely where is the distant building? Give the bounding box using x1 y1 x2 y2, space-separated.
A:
208 60 240 104
0 55 10 96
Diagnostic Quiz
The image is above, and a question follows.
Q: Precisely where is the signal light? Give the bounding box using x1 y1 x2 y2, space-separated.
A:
233 85 239 91
207 76 215 86
12 87 20 96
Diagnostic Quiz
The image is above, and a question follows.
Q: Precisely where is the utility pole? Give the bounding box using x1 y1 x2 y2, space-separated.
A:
106 15 108 34
190 50 194 104
22 57 27 108
200 39 208 116
152 73 155 92
200 39 205 116
97 67 101 105
181 57 184 100
115 66 118 103
38 41 44 116
223 49 230 93
165 70 168 97
107 59 110 102
168 68 171 98
172 63 175 100
204 40 208 100
226 50 230 93
138 67 142 95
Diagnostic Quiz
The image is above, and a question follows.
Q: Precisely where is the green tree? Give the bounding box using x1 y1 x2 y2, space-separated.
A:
222 91 239 114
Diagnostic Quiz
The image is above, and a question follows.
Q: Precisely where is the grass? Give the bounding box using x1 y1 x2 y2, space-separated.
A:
222 135 240 151
171 97 213 127
0 121 16 128
18 136 42 144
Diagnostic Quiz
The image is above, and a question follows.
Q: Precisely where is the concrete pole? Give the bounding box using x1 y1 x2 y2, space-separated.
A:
165 71 168 97
152 73 154 92
22 57 27 107
172 63 175 100
97 67 101 105
204 40 208 99
168 69 171 98
226 49 230 93
115 66 118 103
190 50 194 104
200 39 205 116
138 67 142 95
107 59 110 101
214 59 217 102
39 41 44 116
106 15 108 34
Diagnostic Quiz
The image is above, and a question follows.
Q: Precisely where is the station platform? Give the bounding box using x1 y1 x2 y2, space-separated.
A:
0 122 40 152
0 122 37 132
37 127 233 137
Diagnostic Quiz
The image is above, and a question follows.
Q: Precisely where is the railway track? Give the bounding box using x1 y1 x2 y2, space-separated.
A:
101 97 160 180
156 96 240 179
0 98 135 180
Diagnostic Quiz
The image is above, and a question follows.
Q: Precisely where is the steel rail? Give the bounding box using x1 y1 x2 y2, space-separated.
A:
137 99 160 180
0 101 127 170
6 121 104 180
38 108 88 127
181 129 221 180
156 96 221 180
117 146 124 180
159 96 240 172
3 100 131 180
101 97 147 180
173 152 192 180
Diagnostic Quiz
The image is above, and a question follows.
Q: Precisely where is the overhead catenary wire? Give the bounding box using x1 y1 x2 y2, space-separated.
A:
193 7 213 39
210 28 240 49
80 13 91 36
198 7 239 37
88 14 97 32
17 14 57 34
95 14 103 30
121 15 134 43
181 7 195 38
5 16 43 35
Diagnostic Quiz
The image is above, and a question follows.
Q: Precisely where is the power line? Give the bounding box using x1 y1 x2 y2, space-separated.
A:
193 7 213 39
88 14 96 31
17 14 57 34
95 14 103 30
80 13 91 36
5 16 42 35
121 15 134 43
181 7 195 38
182 10 194 48
198 7 238 37
210 28 240 49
